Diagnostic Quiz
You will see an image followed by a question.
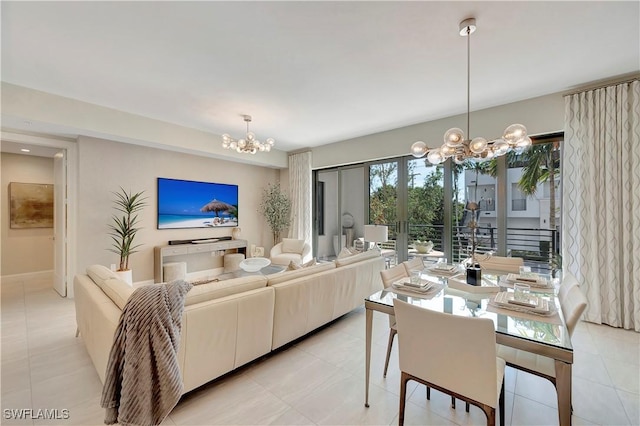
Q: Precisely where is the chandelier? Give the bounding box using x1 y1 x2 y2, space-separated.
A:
410 18 531 165
222 115 275 154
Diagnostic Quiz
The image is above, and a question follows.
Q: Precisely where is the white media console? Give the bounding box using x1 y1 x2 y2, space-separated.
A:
154 239 247 283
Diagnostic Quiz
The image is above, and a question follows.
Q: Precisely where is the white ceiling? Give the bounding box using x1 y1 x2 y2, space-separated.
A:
1 1 639 153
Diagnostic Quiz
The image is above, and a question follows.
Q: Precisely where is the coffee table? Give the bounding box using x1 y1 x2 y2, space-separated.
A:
216 264 285 280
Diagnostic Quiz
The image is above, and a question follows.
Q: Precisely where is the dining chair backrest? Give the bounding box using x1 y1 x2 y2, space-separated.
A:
380 264 408 289
478 255 524 273
558 271 579 306
559 284 587 337
402 257 424 274
393 299 500 408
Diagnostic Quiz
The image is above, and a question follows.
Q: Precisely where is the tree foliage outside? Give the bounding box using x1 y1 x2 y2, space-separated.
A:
369 161 464 243
259 183 292 245
517 141 560 230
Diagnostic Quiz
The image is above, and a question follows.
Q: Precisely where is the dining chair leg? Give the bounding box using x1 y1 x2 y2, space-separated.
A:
465 402 470 412
383 328 396 378
399 372 409 426
426 386 430 400
451 396 456 408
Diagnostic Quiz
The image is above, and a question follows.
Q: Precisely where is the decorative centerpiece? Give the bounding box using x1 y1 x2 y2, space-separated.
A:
465 201 482 286
414 240 434 254
239 257 271 273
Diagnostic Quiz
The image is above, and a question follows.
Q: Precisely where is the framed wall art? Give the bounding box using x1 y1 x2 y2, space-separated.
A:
9 182 54 229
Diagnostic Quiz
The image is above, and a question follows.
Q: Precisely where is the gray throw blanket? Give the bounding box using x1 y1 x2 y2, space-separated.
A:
101 280 193 426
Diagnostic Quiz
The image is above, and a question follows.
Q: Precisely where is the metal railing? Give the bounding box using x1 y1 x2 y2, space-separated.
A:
402 223 559 273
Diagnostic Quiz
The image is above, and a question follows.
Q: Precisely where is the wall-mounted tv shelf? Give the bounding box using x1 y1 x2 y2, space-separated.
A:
154 239 247 283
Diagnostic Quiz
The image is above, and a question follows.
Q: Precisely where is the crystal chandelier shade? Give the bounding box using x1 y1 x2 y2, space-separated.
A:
222 115 275 155
411 18 530 165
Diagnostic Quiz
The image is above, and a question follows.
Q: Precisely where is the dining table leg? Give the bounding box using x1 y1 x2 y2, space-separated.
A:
365 306 373 407
555 359 572 426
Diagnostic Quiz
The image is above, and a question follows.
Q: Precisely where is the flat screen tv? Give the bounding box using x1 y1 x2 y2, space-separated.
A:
157 178 238 229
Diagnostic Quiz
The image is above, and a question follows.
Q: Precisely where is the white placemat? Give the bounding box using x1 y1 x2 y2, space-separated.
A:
488 292 562 324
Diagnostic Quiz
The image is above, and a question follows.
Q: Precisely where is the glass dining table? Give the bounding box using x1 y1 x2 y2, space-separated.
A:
363 269 574 426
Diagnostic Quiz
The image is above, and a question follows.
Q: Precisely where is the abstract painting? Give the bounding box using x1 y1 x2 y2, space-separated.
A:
9 182 54 229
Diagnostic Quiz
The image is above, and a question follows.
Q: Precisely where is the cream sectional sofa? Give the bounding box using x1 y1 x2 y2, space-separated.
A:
74 250 384 394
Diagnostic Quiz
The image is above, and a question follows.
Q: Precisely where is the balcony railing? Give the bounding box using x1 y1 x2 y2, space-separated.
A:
405 223 559 273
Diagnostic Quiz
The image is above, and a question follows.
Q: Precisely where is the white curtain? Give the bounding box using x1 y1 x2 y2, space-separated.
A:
563 79 640 331
288 151 312 245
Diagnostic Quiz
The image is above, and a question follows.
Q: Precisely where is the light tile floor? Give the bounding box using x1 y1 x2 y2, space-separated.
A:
2 277 639 425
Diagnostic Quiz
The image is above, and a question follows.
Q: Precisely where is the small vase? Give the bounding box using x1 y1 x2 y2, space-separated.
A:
232 227 241 240
466 263 481 286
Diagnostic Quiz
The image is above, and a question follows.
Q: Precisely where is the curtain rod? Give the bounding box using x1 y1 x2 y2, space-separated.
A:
563 74 640 97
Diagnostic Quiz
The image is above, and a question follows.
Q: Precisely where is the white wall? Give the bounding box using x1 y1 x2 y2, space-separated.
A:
312 93 564 168
76 136 280 283
1 153 54 275
1 83 288 169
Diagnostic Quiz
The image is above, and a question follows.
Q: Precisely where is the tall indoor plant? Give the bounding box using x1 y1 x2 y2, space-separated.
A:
259 183 291 245
107 187 147 284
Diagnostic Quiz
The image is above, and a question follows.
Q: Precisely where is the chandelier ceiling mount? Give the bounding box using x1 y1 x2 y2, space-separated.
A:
410 18 531 165
222 115 274 155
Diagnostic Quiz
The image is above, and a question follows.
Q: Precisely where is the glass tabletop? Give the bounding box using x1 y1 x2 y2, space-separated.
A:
367 270 572 351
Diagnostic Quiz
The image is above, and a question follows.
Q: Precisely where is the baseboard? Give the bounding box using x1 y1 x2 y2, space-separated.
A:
1 270 54 284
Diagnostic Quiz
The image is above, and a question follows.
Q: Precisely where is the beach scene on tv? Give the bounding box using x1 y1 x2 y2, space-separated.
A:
157 178 239 229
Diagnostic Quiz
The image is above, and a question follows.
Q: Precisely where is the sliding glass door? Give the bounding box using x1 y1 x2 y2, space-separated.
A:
313 133 562 274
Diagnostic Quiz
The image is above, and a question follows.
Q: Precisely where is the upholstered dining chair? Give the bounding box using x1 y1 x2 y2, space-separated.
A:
497 272 587 407
394 299 505 426
402 257 424 274
379 264 407 378
477 255 524 274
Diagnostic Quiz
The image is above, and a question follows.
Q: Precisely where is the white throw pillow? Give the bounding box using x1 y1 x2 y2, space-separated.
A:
337 247 354 259
287 257 316 271
282 238 305 254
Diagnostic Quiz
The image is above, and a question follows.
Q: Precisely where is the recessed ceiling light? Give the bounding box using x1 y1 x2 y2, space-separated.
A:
20 148 31 153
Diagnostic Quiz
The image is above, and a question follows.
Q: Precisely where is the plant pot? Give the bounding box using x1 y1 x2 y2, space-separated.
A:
114 269 133 286
415 243 433 254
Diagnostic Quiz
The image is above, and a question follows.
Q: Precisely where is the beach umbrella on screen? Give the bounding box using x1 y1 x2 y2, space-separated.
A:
200 199 233 217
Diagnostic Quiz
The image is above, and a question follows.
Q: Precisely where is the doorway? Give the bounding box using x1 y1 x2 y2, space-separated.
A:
1 131 77 297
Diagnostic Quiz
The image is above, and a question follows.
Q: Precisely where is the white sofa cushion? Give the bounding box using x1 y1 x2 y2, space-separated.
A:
281 238 305 254
87 264 118 288
335 249 380 267
100 278 135 310
267 261 336 286
185 275 267 306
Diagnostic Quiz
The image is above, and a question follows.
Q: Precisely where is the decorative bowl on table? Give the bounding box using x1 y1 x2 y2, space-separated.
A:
239 257 271 272
414 240 434 254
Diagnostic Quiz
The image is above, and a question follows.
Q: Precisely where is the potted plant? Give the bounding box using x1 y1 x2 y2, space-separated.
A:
259 183 291 245
107 187 147 285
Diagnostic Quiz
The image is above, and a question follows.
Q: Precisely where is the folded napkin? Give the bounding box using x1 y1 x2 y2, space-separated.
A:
392 281 442 295
505 273 552 288
426 265 458 276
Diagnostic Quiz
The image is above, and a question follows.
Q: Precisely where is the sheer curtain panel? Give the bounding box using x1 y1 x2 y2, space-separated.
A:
288 151 312 245
564 79 640 331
